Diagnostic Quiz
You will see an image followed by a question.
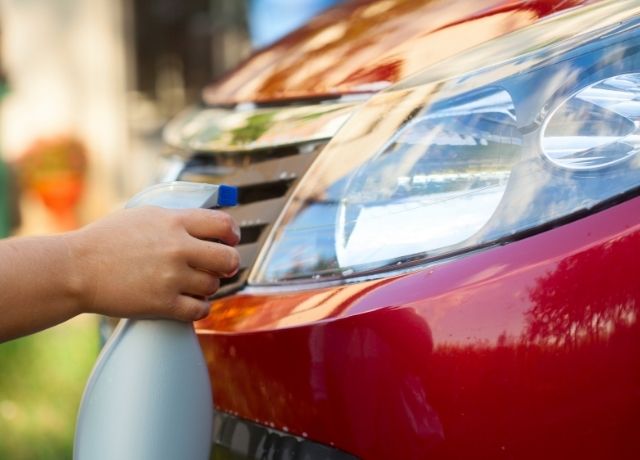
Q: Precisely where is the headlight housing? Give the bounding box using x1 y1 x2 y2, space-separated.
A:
250 1 640 285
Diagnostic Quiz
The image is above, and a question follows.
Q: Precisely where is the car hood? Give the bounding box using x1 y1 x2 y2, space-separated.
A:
204 0 591 105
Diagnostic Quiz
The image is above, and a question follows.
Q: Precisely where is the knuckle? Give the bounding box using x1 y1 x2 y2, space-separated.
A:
170 212 187 230
160 266 181 286
167 242 188 262
152 206 173 220
160 208 183 227
160 273 175 289
216 211 233 228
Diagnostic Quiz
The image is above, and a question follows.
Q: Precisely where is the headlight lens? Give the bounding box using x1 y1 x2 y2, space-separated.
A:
335 87 521 268
251 2 640 285
541 73 640 170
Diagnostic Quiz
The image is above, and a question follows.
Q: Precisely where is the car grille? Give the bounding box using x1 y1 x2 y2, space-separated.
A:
178 141 325 297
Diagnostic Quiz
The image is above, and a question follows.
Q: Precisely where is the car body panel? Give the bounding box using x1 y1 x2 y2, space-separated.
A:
197 196 640 459
204 0 590 105
190 0 640 458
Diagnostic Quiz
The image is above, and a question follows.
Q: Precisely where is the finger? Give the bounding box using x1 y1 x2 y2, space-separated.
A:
179 209 240 246
186 241 240 278
181 270 220 297
170 295 211 322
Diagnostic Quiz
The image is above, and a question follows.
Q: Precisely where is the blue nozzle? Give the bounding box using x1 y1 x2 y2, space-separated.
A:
217 185 238 207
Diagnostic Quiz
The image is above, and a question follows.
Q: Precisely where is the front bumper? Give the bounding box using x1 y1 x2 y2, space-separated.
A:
197 195 640 459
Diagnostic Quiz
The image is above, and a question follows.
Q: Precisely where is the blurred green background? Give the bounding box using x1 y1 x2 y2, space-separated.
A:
0 1 249 455
0 0 300 457
0 317 99 459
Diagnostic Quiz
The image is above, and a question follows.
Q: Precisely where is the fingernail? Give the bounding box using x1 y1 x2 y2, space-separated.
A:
233 223 241 241
196 302 210 320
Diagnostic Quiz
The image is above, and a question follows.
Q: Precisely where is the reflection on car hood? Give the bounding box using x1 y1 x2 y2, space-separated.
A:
204 0 591 105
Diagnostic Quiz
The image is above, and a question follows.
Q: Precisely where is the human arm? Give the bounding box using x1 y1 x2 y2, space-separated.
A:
0 206 240 342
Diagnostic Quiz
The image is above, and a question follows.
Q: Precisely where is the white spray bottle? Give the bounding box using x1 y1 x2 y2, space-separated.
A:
74 181 238 460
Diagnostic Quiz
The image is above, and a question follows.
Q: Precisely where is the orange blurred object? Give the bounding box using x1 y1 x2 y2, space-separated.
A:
19 136 88 230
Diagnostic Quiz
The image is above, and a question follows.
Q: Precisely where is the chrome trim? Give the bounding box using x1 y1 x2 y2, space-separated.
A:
163 100 361 153
211 411 358 460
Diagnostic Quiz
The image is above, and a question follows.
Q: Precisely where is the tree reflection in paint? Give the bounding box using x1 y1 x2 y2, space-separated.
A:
525 234 639 346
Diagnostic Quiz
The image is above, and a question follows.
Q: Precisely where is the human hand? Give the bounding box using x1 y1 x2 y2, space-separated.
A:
65 206 240 322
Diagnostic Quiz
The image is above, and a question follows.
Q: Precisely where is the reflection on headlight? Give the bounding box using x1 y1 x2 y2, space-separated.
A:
542 73 640 170
336 87 521 268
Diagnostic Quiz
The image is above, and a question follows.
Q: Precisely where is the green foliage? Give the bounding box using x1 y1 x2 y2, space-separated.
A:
0 318 99 459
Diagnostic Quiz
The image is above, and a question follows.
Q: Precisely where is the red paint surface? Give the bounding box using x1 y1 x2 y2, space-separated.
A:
197 196 640 459
204 0 591 105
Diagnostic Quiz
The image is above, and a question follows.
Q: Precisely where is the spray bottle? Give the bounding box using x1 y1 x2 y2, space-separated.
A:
74 181 237 460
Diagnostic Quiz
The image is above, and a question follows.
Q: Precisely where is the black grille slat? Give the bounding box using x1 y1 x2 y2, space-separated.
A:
238 224 268 245
217 269 245 290
237 179 295 204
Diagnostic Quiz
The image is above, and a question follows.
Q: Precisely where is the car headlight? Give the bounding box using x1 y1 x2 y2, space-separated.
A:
250 1 640 285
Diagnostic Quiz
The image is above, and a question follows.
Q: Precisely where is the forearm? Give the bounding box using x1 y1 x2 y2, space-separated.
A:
0 234 82 342
0 207 240 343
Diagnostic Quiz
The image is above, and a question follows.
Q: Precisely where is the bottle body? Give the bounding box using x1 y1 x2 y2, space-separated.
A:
74 319 213 460
74 182 236 460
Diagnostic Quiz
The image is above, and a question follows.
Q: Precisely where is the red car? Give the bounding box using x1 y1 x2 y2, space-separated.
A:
164 0 640 458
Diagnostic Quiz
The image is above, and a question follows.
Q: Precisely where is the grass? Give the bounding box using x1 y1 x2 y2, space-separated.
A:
0 316 100 459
